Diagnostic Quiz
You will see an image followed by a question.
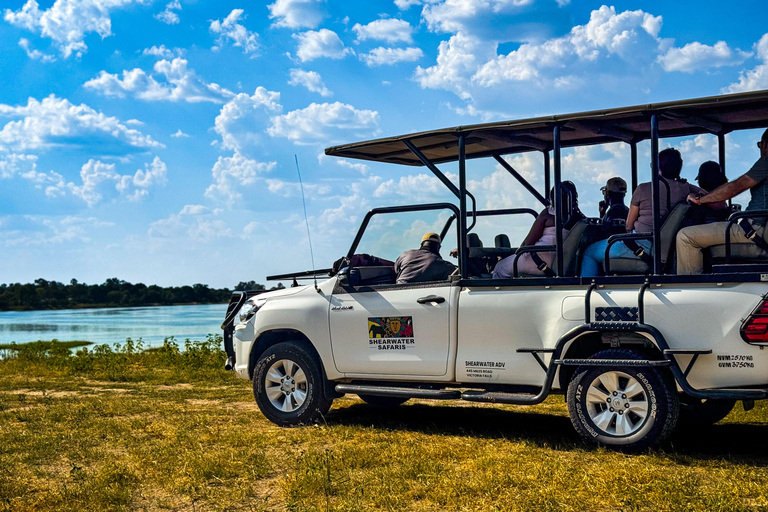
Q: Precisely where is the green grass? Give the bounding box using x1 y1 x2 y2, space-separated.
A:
2 339 768 511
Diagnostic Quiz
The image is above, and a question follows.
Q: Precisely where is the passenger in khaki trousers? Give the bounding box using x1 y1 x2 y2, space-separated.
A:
677 129 768 274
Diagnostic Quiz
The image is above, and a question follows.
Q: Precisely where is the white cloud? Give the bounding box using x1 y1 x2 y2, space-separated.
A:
268 0 325 29
142 45 183 59
210 9 259 56
288 69 332 97
18 38 55 62
1 215 114 247
0 95 162 153
659 41 750 73
724 33 768 93
4 0 147 58
415 32 495 100
335 158 370 174
267 102 379 144
374 173 447 200
214 87 283 153
205 152 276 202
155 0 180 24
352 19 414 44
70 156 167 206
421 0 538 35
264 179 331 198
395 0 422 10
84 58 233 103
171 129 189 138
360 46 424 66
294 29 353 62
149 206 235 240
418 6 667 101
0 153 38 179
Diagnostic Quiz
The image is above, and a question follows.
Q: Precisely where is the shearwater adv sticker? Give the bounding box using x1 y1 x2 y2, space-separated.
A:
368 317 415 351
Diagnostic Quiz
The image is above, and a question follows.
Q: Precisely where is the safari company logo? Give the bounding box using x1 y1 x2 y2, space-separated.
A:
367 317 415 351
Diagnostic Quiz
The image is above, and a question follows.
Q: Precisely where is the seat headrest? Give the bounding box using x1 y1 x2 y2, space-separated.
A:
495 234 511 248
467 233 483 247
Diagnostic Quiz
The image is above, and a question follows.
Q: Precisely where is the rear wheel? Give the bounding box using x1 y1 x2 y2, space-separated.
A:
252 341 333 426
567 349 679 451
358 395 409 408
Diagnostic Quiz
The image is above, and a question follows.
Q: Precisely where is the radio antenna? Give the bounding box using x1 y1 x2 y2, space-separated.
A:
295 155 319 292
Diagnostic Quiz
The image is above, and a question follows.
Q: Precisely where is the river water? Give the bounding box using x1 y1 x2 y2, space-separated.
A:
0 303 228 348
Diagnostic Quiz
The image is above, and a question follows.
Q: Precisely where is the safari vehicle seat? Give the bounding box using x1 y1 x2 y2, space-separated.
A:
516 219 588 277
347 266 396 286
495 234 511 248
606 203 690 274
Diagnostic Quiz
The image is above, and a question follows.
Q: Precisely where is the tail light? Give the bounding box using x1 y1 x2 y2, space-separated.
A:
740 296 768 343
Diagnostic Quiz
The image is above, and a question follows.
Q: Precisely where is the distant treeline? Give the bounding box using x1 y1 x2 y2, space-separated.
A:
0 278 284 311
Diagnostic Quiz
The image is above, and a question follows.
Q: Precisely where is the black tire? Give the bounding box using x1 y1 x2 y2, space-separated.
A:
566 348 679 451
358 394 409 408
678 397 735 426
252 341 333 427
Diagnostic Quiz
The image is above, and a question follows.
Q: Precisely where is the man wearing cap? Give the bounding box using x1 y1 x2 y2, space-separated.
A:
677 128 768 274
599 177 629 224
394 233 457 284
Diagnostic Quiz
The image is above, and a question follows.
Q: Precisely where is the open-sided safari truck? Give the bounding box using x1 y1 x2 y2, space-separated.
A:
223 90 768 450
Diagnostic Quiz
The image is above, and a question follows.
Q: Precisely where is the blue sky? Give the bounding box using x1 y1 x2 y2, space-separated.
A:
1 0 767 288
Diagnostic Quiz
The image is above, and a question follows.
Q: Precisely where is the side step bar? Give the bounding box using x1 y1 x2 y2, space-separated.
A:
461 390 539 405
335 384 461 400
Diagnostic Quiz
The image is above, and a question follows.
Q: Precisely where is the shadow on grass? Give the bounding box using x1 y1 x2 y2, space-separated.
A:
327 402 768 463
327 402 579 449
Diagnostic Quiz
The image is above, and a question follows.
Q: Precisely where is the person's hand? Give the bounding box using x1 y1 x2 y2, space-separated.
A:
449 248 458 258
687 193 702 205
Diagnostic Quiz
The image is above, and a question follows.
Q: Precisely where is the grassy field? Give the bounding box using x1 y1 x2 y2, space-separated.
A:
2 339 768 511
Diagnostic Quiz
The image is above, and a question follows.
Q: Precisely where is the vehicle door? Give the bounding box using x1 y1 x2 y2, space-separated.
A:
328 205 458 377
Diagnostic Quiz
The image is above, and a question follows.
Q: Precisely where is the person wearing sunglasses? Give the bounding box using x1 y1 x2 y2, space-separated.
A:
677 128 768 274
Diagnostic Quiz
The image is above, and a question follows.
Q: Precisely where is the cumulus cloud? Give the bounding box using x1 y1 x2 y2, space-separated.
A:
268 0 325 29
294 29 353 62
142 45 183 59
0 153 38 179
265 179 331 198
214 87 283 154
155 0 180 24
724 33 768 93
1 215 114 247
171 129 189 138
395 0 422 10
210 9 259 56
418 6 668 101
84 58 234 103
70 156 167 206
0 95 162 153
4 0 146 58
18 38 55 62
149 205 235 240
288 69 332 97
352 19 415 44
360 46 424 66
267 102 379 144
658 41 750 73
205 152 277 202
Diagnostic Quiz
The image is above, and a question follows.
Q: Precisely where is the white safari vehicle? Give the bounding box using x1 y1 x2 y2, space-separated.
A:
223 91 768 450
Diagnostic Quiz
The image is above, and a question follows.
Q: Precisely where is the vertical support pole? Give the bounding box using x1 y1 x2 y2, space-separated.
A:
650 114 661 274
630 142 638 193
718 132 730 207
458 133 468 278
718 133 726 177
553 126 563 275
543 150 551 204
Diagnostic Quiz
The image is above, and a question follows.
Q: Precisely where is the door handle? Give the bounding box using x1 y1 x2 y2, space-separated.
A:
417 295 445 304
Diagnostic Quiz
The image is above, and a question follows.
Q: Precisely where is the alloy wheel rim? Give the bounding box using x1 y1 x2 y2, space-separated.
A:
265 359 308 412
585 370 649 436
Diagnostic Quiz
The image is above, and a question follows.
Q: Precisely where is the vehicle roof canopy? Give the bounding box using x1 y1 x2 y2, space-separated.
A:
325 90 768 166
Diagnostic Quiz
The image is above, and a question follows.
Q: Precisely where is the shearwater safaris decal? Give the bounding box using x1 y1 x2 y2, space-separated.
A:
368 317 415 350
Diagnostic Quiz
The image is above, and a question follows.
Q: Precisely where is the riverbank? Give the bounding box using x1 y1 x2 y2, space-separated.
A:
3 340 768 510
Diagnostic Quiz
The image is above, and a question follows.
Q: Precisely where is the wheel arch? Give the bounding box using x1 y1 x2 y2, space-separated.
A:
557 330 666 391
248 329 339 401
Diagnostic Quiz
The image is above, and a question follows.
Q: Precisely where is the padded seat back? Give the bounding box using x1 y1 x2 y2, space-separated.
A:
553 220 588 276
495 234 511 248
708 243 768 260
609 203 690 274
348 266 396 286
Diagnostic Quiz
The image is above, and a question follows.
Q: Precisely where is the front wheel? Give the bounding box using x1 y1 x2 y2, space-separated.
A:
567 349 679 451
253 341 333 426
